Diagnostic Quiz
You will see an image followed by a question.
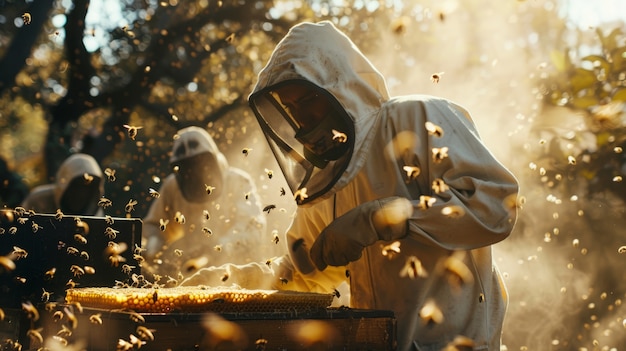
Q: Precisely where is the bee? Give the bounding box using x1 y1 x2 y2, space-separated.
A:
134 244 146 255
12 246 28 259
425 121 444 138
28 221 42 233
104 168 116 182
431 147 449 163
263 204 276 214
402 166 421 183
52 335 68 346
52 310 64 322
265 168 273 179
45 267 57 279
136 326 156 341
118 338 134 351
74 234 87 244
121 264 136 275
66 279 78 289
174 249 183 257
214 245 222 252
14 276 26 284
148 188 160 198
0 256 16 272
128 311 145 324
133 254 145 264
21 301 39 321
279 277 289 285
331 129 348 143
244 192 250 200
0 228 4 235
333 288 341 298
400 256 428 279
70 265 85 277
66 246 79 255
221 272 229 282
84 266 96 274
345 269 350 278
41 288 52 303
443 253 474 288
98 197 113 208
123 124 143 140
55 208 64 220
21 13 32 25
419 299 444 325
8 226 17 235
83 172 94 184
202 227 212 236
109 254 127 267
205 184 216 195
225 32 235 43
417 195 437 210
242 147 252 156
27 327 44 345
57 323 73 337
125 199 138 213
280 187 286 196
89 313 103 325
272 230 280 244
255 338 268 350
104 227 119 239
431 178 449 193
159 218 169 231
441 205 466 219
381 241 401 259
174 212 185 224
294 188 308 203
17 216 28 224
265 258 272 267
80 251 90 260
202 210 210 220
105 215 115 225
430 71 445 83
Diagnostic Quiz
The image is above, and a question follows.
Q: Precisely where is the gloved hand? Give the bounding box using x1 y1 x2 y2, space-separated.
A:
310 196 413 270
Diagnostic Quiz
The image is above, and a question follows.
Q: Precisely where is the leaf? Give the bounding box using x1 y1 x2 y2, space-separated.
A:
569 68 597 93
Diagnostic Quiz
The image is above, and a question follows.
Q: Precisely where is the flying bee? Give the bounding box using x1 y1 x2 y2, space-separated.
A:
57 323 73 337
263 204 276 214
279 277 289 285
202 227 212 236
41 288 52 303
0 228 5 235
272 230 280 244
17 217 28 224
221 272 229 282
203 210 210 220
214 245 222 252
104 227 119 239
255 338 268 350
159 218 169 231
265 258 272 267
45 267 56 279
84 266 96 274
80 251 90 260
74 234 87 244
83 173 94 184
400 256 428 279
66 279 78 289
419 299 444 325
12 246 28 260
133 254 145 264
27 327 44 345
174 212 185 224
205 184 216 195
417 195 437 210
70 265 85 277
402 166 421 183
121 264 136 275
242 147 252 156
98 197 113 208
333 288 341 298
66 246 79 255
431 147 449 163
8 226 17 235
21 301 39 321
104 167 116 182
381 241 401 259
105 215 115 225
52 310 64 322
21 13 32 25
148 188 160 198
441 205 466 219
125 199 138 213
174 249 183 257
331 129 348 143
123 124 143 140
134 244 146 255
128 311 145 324
52 336 68 347
430 71 445 83
136 326 156 341
244 192 250 200
89 313 103 325
294 188 308 203
431 178 449 193
265 168 273 179
425 121 444 137
31 221 42 233
0 256 16 272
55 208 64 220
280 187 286 196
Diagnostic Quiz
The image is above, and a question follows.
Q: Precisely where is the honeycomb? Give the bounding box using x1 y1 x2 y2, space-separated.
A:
65 287 334 313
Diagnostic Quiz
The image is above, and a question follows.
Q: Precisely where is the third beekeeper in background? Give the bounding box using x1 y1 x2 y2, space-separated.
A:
183 21 519 351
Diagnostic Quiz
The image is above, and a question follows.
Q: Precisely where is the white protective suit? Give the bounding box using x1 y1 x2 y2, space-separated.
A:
185 21 519 351
143 126 270 278
22 153 104 216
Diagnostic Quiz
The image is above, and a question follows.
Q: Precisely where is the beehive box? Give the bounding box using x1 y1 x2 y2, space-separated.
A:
36 287 396 351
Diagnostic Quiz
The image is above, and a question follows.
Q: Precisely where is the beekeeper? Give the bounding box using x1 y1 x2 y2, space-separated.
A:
143 126 269 278
22 153 104 216
184 21 519 351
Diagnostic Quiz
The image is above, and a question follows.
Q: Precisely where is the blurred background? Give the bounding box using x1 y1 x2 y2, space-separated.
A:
1 0 625 349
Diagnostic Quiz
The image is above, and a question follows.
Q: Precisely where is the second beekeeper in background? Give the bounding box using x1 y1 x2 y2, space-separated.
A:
143 126 270 279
